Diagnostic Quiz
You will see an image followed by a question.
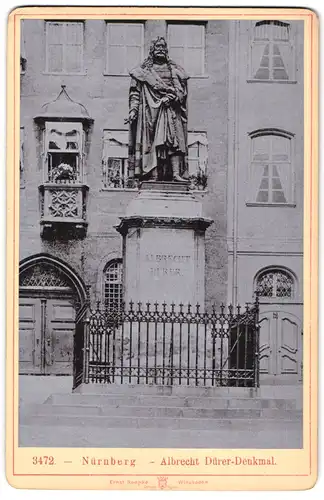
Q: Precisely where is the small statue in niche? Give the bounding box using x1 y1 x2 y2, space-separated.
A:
127 37 189 182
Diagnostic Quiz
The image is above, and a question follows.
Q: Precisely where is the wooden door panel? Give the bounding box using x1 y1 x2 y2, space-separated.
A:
51 303 75 321
19 328 35 364
51 327 74 364
259 307 302 383
19 299 41 374
259 316 273 375
278 316 300 375
45 299 75 375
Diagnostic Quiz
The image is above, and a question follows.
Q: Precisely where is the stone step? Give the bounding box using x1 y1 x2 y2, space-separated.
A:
21 411 302 430
75 383 303 402
19 423 303 448
46 393 298 410
26 402 302 420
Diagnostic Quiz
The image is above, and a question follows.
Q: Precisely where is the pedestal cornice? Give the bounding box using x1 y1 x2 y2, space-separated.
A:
115 215 213 236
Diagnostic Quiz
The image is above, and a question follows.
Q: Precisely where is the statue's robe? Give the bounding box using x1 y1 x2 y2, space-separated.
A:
128 61 189 179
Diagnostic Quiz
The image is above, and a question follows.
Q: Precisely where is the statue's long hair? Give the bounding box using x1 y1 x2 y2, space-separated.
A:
141 37 176 93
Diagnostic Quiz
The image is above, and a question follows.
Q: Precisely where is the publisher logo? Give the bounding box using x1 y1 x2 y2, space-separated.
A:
157 476 168 490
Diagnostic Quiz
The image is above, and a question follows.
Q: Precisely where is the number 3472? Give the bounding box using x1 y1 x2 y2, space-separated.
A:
32 456 55 465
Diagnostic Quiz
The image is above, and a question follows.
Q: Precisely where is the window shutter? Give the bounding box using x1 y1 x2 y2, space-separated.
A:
169 47 185 68
168 24 186 47
168 23 185 68
48 45 63 73
126 46 142 73
125 24 142 47
168 24 205 76
186 48 203 76
47 22 63 43
47 23 64 73
185 25 204 75
65 45 82 73
65 23 83 73
109 45 127 74
46 22 83 73
106 23 143 74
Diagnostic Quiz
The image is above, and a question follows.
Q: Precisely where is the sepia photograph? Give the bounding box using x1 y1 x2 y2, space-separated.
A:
18 15 304 451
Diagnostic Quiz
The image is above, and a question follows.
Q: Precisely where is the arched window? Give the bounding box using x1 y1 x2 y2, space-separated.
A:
248 129 294 205
255 268 295 298
103 259 123 312
250 20 295 82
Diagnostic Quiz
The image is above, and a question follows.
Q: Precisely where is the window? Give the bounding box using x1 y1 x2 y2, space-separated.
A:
167 23 205 76
249 130 293 205
188 132 208 189
20 127 25 187
102 130 134 189
105 23 144 75
104 260 123 313
255 268 294 298
102 130 208 190
44 122 84 183
45 21 84 74
250 20 295 81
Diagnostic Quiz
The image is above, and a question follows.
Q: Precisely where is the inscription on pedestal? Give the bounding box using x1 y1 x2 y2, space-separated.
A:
138 229 195 305
146 253 191 278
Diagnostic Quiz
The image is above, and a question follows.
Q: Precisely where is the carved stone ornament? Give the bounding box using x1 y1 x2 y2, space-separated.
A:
20 263 73 289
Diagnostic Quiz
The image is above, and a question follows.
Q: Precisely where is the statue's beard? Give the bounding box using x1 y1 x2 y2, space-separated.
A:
153 52 167 63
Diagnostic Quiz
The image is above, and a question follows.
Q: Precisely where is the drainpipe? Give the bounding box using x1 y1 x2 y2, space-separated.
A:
230 21 240 306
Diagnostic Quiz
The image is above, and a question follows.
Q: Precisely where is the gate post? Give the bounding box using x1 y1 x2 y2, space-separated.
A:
254 295 260 388
83 315 90 384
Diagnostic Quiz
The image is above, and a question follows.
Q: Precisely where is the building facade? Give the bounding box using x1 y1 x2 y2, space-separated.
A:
19 19 303 387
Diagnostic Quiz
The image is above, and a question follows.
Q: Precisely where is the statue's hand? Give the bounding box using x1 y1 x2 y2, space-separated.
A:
161 96 170 105
161 93 178 107
128 109 138 123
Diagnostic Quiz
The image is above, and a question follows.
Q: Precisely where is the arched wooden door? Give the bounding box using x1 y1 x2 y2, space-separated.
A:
259 308 302 384
19 259 83 375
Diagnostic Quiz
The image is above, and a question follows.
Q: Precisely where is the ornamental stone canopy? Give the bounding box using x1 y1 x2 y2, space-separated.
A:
34 85 93 124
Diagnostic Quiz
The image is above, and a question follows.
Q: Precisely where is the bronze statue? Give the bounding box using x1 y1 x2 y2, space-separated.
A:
127 37 189 182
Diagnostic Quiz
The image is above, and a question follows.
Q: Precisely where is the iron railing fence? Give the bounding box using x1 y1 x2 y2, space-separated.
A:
73 299 260 389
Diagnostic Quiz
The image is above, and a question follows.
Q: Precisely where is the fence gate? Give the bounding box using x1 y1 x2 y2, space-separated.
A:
74 300 260 389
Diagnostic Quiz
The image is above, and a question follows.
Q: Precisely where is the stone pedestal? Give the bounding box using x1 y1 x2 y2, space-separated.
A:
115 182 213 307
